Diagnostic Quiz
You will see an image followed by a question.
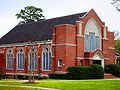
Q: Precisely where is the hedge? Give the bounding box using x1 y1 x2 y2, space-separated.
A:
49 73 68 79
90 64 104 79
67 64 104 79
49 64 104 80
105 64 120 77
0 73 6 80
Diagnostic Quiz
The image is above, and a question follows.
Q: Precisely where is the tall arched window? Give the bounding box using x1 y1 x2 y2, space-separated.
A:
84 18 101 52
42 46 52 70
6 48 13 70
29 47 37 70
16 48 24 70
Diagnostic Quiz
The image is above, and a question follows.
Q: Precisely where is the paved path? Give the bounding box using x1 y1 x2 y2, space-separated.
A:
0 84 60 90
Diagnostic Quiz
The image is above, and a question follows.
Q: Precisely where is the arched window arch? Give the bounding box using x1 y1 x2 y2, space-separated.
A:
16 48 24 70
84 18 101 52
29 47 37 70
6 48 13 70
42 46 52 70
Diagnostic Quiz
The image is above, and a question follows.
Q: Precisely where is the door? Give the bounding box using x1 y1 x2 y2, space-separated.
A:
92 60 101 65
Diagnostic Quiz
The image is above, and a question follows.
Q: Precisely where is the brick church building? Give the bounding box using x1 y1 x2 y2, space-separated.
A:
0 9 115 76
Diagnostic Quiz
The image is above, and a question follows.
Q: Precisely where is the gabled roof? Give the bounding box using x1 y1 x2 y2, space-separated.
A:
0 12 87 45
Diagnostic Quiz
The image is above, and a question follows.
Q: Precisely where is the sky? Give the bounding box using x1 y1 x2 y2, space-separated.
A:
0 0 120 38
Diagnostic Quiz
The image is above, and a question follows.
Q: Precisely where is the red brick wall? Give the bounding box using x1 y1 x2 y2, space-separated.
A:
0 44 53 76
106 32 115 64
53 24 77 72
0 51 5 73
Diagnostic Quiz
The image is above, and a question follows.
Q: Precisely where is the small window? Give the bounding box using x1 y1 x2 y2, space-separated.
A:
58 60 63 67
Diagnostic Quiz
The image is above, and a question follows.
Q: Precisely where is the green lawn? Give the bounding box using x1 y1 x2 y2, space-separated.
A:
0 79 120 90
0 86 39 90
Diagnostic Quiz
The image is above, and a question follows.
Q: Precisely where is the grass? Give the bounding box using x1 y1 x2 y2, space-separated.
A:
0 79 120 90
0 86 39 90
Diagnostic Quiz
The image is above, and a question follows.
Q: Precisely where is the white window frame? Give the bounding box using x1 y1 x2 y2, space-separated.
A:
28 47 37 71
6 48 13 70
42 45 52 71
58 60 63 67
16 47 24 70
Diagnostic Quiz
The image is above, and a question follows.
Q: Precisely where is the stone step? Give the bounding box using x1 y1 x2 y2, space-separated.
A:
104 73 119 79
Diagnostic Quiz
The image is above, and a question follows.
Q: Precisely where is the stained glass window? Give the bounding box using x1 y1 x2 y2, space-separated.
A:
42 46 52 70
6 48 13 70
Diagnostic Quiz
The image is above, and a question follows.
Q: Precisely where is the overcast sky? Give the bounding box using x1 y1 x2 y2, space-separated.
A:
0 0 120 38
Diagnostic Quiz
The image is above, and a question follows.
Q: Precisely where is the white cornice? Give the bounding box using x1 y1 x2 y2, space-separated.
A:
77 57 109 60
76 57 84 60
76 34 84 37
102 38 108 40
108 47 115 50
0 40 52 48
52 43 76 46
76 21 83 23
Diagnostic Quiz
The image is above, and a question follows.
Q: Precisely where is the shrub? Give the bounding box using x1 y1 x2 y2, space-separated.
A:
42 76 49 79
105 64 120 77
67 66 92 79
49 73 68 79
67 64 104 79
90 64 104 79
0 73 6 80
0 74 2 80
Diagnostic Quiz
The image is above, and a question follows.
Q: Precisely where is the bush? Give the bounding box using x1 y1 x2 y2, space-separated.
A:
90 64 104 79
67 66 92 79
49 73 69 79
0 73 6 80
42 76 49 79
0 74 2 80
67 64 104 79
105 64 120 77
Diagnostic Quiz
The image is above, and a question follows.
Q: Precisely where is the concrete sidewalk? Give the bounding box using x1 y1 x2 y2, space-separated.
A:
0 84 60 90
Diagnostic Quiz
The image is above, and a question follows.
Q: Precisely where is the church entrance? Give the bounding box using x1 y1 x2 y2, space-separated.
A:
93 60 101 65
92 52 104 67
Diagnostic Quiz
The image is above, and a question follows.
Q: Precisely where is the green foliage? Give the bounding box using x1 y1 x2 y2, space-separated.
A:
105 64 120 77
49 73 68 79
67 64 104 79
42 76 49 79
16 6 45 24
90 64 104 79
67 66 91 79
114 40 120 54
0 73 6 80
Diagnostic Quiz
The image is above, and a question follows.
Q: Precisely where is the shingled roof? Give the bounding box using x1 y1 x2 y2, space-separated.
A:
0 12 87 45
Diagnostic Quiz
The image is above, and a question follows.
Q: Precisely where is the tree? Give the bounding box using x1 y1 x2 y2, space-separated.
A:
111 0 120 11
114 31 120 54
114 31 120 40
114 40 120 54
16 6 45 24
